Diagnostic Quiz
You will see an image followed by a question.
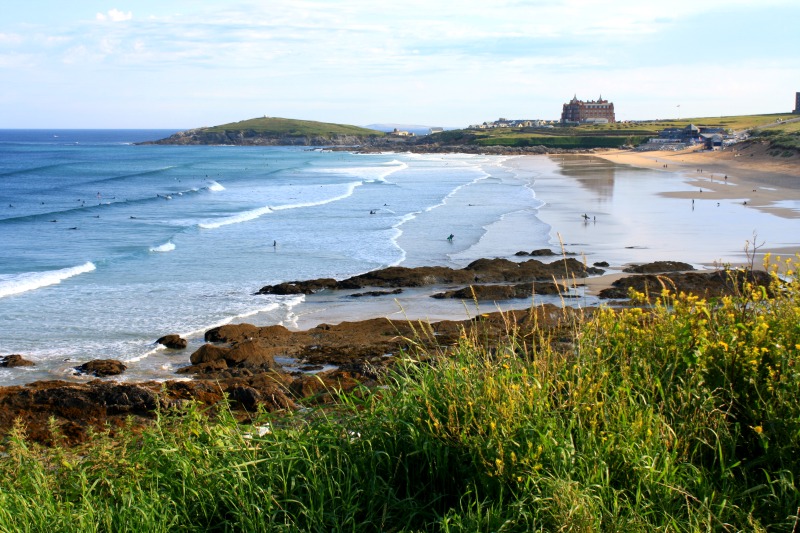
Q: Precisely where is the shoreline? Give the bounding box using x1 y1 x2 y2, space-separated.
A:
593 143 800 222
3 143 800 445
3 147 800 388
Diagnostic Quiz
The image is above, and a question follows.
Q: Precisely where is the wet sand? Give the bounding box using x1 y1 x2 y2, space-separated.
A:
507 151 800 270
594 143 800 220
287 149 800 329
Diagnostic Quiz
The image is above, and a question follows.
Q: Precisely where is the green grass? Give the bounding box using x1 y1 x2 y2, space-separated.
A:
752 128 800 153
476 134 648 149
202 117 384 138
580 113 798 133
1 256 800 531
457 113 800 149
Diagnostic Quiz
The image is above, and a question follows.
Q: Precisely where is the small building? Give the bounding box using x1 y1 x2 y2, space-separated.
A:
701 133 724 150
561 95 616 124
389 128 413 137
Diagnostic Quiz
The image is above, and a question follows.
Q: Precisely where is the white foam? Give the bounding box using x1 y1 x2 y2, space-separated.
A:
423 171 491 214
198 205 274 229
388 212 418 266
207 181 225 192
311 161 407 183
199 182 363 229
149 241 175 253
0 262 96 299
272 181 363 210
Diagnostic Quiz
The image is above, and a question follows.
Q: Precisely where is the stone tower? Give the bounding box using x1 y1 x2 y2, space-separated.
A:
795 92 800 114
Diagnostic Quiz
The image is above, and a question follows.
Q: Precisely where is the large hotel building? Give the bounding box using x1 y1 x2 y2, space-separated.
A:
561 95 616 124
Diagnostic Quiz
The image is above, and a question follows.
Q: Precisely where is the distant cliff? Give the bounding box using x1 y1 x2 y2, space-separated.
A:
141 117 385 146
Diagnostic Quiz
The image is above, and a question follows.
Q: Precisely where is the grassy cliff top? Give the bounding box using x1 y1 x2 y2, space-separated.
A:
457 112 800 148
201 117 384 137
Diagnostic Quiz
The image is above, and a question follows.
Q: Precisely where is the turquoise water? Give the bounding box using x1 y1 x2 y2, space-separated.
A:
0 131 551 384
4 132 795 386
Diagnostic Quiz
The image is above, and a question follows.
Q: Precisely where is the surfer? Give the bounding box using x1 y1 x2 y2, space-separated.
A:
447 234 454 242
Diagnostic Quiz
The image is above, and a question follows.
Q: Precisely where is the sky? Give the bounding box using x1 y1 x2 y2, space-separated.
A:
1 0 799 129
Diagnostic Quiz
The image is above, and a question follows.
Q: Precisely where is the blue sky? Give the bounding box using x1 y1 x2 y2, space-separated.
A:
1 0 798 128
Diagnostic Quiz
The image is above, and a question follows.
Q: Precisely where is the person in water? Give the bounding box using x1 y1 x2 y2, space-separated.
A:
447 234 454 241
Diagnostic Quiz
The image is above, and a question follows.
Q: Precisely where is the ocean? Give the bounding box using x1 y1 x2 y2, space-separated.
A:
0 130 556 385
2 130 797 386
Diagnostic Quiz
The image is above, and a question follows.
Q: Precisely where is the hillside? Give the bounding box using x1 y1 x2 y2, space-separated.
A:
144 113 800 151
437 112 800 150
145 117 385 146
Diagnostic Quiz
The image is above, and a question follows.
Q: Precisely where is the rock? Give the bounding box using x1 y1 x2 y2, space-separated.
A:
593 261 609 267
75 359 127 377
431 282 567 300
515 249 574 257
189 340 277 370
623 261 694 274
205 323 290 343
349 288 403 298
189 344 229 365
256 278 338 295
176 359 228 375
289 370 363 404
256 258 602 295
228 386 262 410
97 383 159 414
598 269 772 299
156 334 188 350
225 340 278 368
1 354 35 367
339 265 473 288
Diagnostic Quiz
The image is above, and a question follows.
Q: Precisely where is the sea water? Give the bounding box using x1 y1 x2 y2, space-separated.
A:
3 131 797 386
0 130 554 384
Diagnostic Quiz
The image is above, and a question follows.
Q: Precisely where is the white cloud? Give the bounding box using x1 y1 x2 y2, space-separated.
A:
96 9 133 22
0 33 24 45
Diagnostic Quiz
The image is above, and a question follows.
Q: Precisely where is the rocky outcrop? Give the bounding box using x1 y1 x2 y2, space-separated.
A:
144 129 380 147
188 339 278 370
1 354 35 367
598 269 773 299
156 334 188 350
431 282 567 300
0 376 297 446
75 360 127 377
257 258 603 295
622 261 694 274
350 289 403 298
515 249 575 257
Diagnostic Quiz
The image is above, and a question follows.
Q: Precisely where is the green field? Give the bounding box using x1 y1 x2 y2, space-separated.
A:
1 258 799 531
203 117 385 138
580 113 799 132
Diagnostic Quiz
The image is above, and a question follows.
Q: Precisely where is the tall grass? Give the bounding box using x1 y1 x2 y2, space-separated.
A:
1 257 799 531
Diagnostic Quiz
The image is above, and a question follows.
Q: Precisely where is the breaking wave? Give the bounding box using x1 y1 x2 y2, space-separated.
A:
0 262 96 299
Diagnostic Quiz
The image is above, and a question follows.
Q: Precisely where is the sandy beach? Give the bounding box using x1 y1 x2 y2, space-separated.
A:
594 143 800 220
